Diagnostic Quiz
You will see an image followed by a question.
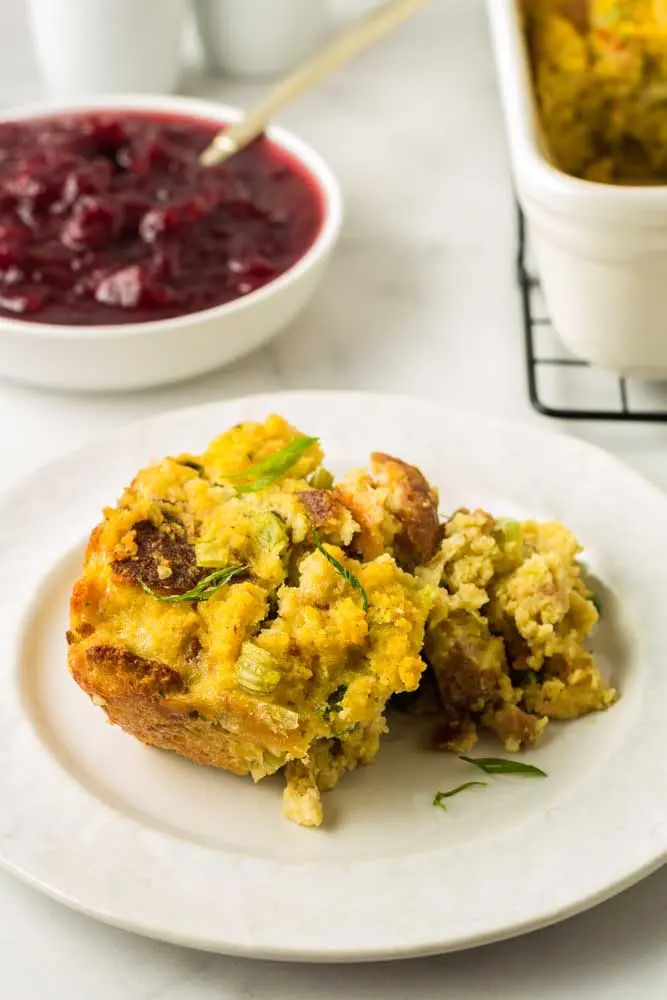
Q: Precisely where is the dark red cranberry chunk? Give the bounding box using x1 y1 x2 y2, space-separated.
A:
94 265 175 309
61 196 124 250
0 110 323 326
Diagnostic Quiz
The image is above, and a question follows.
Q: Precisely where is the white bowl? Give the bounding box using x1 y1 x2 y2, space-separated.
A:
487 0 667 379
0 95 342 392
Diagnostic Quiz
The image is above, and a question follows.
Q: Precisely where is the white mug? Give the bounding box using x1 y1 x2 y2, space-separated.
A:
27 0 187 98
194 0 329 80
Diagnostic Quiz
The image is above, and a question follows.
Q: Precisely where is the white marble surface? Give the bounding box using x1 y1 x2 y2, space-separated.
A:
1 0 667 995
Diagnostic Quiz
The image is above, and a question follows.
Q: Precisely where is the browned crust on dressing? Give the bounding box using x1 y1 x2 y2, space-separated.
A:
70 644 264 774
371 452 441 566
68 639 311 774
335 485 387 562
81 645 184 698
299 489 346 531
491 705 544 749
112 518 203 596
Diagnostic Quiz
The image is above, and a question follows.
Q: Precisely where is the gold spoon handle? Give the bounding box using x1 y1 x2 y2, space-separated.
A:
200 0 431 167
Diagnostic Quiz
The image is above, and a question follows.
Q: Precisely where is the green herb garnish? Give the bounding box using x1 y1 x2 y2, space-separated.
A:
175 458 204 474
460 756 547 777
309 521 369 612
223 437 319 494
513 668 539 687
591 593 603 616
433 781 487 811
320 684 347 721
139 565 246 604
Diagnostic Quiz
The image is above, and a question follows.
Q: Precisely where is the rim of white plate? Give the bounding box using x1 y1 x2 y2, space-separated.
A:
0 390 666 962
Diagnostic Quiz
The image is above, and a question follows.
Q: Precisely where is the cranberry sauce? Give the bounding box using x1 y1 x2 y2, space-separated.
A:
0 111 324 325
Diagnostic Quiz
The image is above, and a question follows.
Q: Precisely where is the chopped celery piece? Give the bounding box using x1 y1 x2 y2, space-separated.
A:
496 518 524 549
309 467 334 490
236 642 281 695
254 511 288 555
195 540 230 568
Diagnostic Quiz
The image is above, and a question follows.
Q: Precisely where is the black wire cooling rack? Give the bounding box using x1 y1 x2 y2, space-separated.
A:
517 206 667 422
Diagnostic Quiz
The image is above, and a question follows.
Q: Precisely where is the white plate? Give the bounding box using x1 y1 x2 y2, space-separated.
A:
1 391 665 962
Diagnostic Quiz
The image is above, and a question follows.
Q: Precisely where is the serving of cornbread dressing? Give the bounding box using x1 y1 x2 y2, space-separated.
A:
526 0 667 182
67 415 615 827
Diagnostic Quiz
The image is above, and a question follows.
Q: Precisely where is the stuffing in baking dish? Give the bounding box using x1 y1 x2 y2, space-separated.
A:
526 0 667 182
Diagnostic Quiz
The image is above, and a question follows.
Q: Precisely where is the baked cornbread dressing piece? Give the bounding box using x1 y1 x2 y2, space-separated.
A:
417 509 616 753
68 415 439 827
68 414 616 827
525 0 667 182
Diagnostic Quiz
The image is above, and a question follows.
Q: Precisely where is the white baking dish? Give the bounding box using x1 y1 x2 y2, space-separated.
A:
487 0 667 378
